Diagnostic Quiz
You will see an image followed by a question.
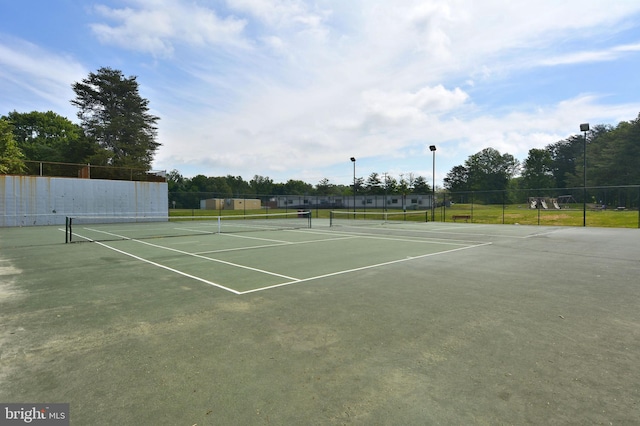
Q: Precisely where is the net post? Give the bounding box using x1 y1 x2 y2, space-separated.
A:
217 216 221 234
330 211 334 227
67 217 73 243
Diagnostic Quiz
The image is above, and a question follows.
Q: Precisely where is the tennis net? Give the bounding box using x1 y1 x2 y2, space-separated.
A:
65 211 312 243
329 210 428 227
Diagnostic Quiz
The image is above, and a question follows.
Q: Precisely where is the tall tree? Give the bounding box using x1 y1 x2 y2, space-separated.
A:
352 176 365 195
443 165 470 192
365 172 383 195
465 147 519 192
412 175 431 193
444 148 518 203
521 148 554 190
316 178 334 195
546 135 583 189
588 118 640 186
0 118 26 174
71 67 160 169
384 175 398 194
610 115 640 184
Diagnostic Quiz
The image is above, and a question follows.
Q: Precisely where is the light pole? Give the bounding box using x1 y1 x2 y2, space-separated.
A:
350 157 356 214
383 172 388 213
429 145 436 222
580 123 589 227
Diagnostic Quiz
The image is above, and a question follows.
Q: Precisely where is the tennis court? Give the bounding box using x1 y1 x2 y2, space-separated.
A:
1 216 639 424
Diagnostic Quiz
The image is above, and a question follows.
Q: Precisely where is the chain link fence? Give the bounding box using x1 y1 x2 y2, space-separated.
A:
438 185 640 228
169 186 639 228
23 161 166 182
168 192 434 215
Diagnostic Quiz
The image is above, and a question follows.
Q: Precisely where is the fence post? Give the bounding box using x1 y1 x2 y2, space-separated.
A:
443 192 446 222
471 192 474 223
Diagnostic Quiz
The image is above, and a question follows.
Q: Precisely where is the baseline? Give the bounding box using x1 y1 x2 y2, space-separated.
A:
383 224 566 240
312 227 487 245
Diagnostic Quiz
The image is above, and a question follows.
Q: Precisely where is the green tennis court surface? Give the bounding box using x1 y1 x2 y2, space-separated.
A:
2 220 639 425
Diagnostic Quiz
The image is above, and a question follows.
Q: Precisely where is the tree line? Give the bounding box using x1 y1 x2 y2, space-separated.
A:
444 114 640 203
167 171 431 199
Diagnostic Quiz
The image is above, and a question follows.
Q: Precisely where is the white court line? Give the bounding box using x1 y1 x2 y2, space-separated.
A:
522 228 566 238
239 242 492 294
310 227 485 245
424 222 566 239
78 228 299 281
277 227 476 246
173 226 216 235
73 227 492 296
218 233 295 244
92 240 241 294
135 239 300 280
353 225 544 240
195 235 358 255
339 233 470 246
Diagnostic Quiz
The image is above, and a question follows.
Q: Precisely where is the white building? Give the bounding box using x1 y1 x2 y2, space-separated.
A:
272 194 434 210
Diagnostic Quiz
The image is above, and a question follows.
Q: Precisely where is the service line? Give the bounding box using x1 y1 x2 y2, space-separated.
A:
240 242 492 294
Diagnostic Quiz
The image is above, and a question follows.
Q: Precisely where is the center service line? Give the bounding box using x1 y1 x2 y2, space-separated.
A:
84 227 299 281
239 242 492 295
93 240 241 294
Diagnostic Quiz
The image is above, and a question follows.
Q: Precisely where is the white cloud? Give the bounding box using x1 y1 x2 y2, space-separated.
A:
91 1 249 57
541 42 640 66
362 85 469 124
0 37 86 116
226 0 331 31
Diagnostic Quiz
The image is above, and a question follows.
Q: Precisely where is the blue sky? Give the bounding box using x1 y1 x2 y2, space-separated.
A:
2 1 640 187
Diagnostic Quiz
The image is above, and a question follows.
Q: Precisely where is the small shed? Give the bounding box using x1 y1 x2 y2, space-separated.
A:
200 198 261 211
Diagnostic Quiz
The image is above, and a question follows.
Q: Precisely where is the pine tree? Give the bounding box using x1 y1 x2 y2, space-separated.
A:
71 67 160 170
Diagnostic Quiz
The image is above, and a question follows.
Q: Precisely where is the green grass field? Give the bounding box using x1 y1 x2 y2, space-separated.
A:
441 203 639 228
171 205 640 228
